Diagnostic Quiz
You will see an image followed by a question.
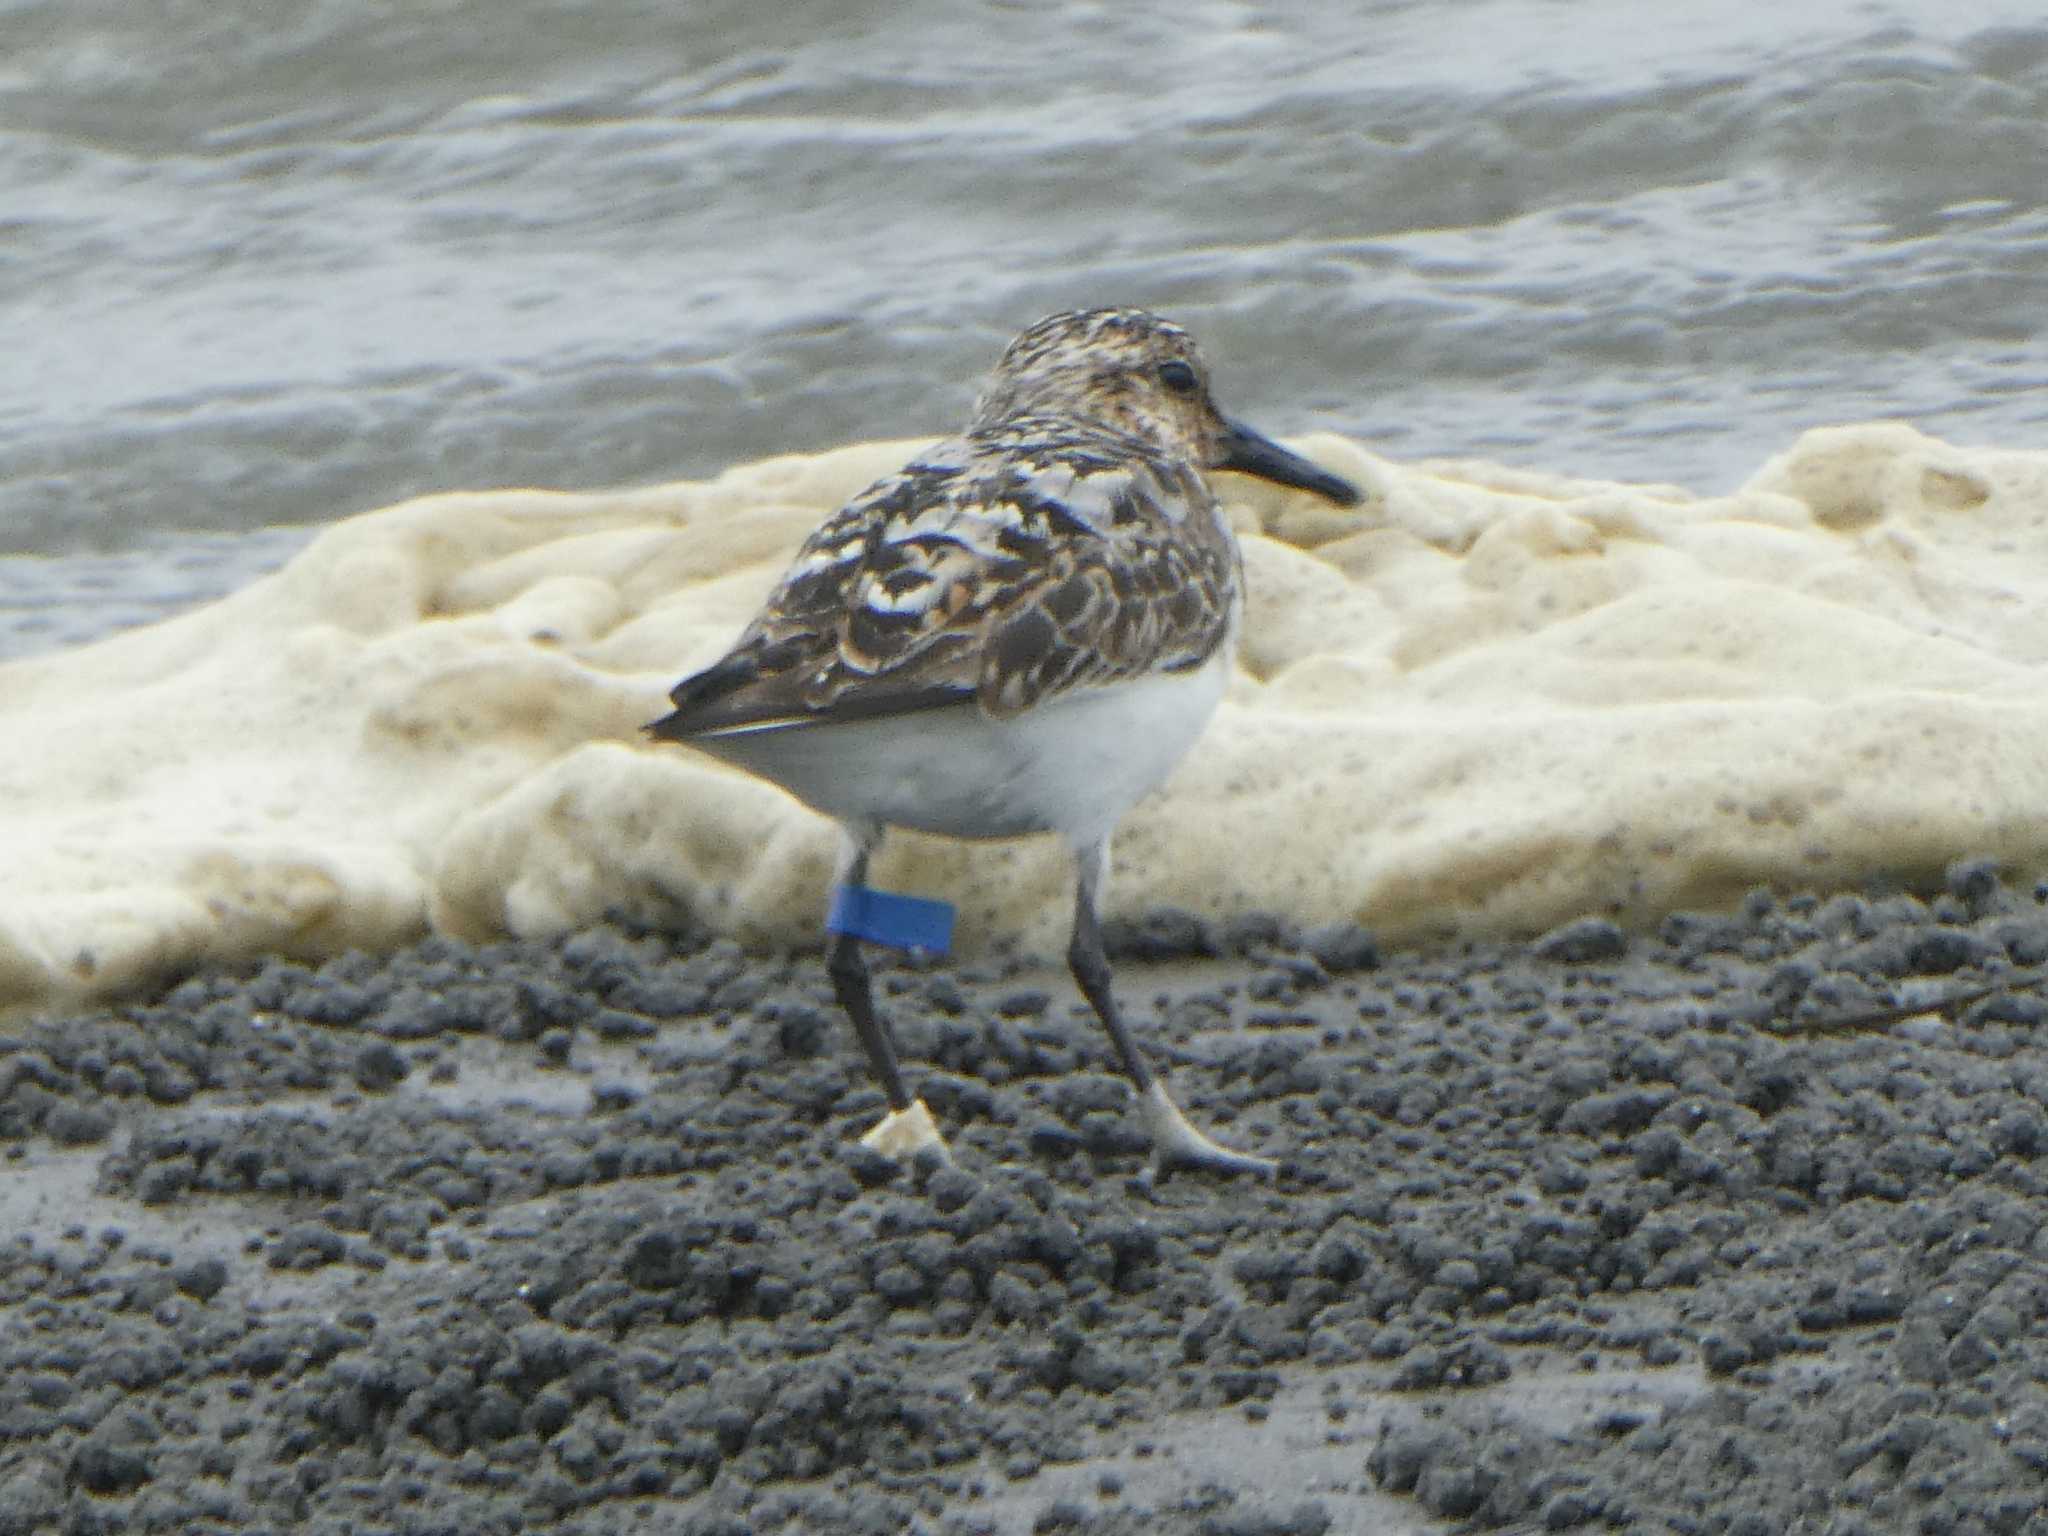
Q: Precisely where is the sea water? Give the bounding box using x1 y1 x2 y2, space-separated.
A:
4 0 2045 659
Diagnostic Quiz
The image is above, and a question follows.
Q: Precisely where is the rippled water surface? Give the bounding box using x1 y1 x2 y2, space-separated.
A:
4 0 2047 655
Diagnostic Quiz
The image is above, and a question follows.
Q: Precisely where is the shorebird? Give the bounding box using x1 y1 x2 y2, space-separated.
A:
649 307 1360 1174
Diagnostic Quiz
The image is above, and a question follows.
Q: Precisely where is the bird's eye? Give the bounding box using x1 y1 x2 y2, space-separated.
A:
1156 360 1199 395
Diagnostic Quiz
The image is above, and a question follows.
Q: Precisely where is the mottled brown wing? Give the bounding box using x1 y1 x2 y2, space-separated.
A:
652 438 1238 737
971 521 1235 718
647 456 968 737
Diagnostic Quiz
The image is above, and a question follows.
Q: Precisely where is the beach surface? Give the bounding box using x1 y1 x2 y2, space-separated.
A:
4 864 2047 1533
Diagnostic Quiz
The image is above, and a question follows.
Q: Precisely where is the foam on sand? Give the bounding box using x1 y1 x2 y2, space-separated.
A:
5 422 2047 1014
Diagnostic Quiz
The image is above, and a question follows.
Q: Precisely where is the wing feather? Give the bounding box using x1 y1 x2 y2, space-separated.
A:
649 429 1238 740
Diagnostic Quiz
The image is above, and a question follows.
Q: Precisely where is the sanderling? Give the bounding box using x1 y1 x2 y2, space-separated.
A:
649 307 1360 1175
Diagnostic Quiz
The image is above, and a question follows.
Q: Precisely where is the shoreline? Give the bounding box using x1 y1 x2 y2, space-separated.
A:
3 868 2045 1533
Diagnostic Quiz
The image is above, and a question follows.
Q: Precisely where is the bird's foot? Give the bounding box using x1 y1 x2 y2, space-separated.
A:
1138 1080 1277 1178
859 1099 952 1164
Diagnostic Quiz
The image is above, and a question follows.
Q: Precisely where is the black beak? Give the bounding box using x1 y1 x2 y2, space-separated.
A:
1215 418 1361 507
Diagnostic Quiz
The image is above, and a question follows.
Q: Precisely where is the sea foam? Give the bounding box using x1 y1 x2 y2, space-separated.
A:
4 423 2044 1013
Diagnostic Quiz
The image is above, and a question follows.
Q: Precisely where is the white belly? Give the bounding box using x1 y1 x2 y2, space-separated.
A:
688 654 1229 845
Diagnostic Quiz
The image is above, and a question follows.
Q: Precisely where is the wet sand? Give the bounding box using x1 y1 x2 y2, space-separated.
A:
3 863 2046 1534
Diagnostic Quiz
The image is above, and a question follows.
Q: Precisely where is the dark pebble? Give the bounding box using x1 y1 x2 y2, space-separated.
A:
1101 905 1217 961
352 1041 408 1092
1302 921 1380 973
268 1223 348 1271
843 1145 900 1188
591 1008 657 1041
1944 856 2002 909
173 1257 230 1302
69 1438 151 1495
1533 917 1628 965
44 1101 115 1146
1223 911 1291 953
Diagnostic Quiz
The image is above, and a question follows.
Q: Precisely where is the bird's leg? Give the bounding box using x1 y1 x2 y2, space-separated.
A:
827 827 949 1162
1067 839 1275 1177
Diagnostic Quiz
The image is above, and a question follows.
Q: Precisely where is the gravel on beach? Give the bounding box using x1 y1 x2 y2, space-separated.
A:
3 860 2048 1535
